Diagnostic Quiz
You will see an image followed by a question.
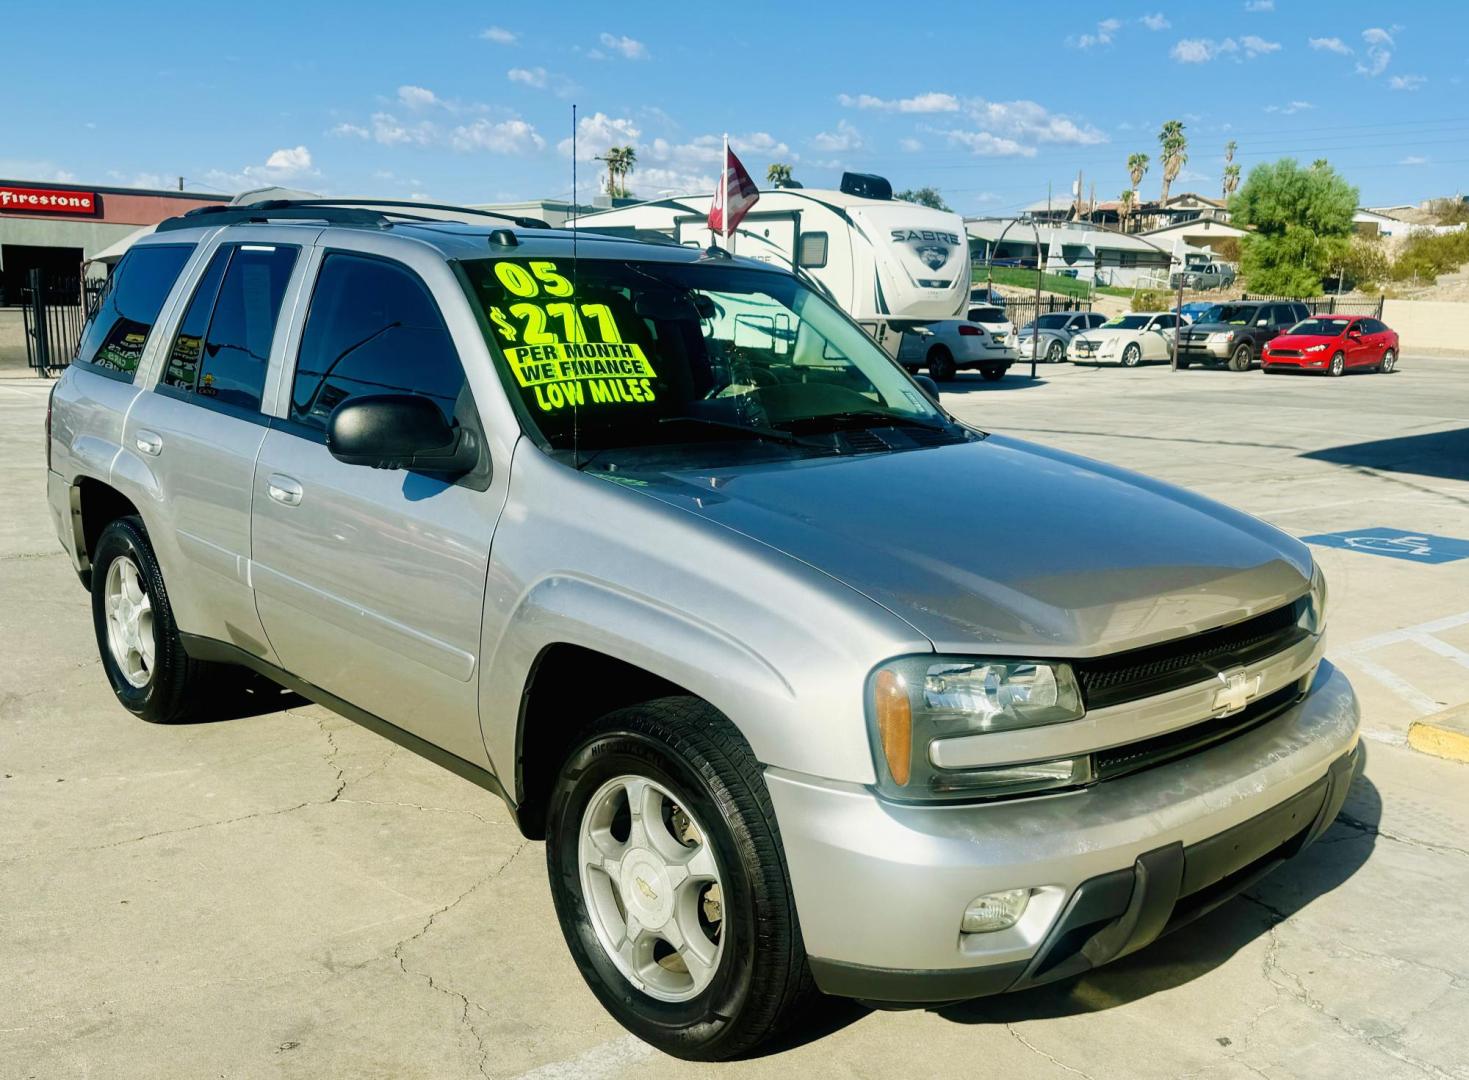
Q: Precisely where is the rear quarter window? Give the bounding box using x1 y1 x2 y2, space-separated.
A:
73 244 194 381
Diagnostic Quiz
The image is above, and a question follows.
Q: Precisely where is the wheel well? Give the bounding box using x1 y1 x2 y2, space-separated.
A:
77 478 140 564
927 344 951 359
513 644 693 839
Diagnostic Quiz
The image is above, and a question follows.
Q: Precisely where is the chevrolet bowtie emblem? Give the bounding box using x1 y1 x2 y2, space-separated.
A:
635 877 658 902
1213 667 1262 716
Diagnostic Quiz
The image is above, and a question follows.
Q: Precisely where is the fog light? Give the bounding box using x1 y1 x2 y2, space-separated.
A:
962 888 1030 933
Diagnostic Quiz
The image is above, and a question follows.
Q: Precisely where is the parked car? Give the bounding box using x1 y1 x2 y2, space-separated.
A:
1170 260 1237 290
967 305 1016 347
1176 301 1217 324
1262 315 1400 376
47 201 1359 1060
969 285 1007 307
1069 311 1183 367
898 313 1016 381
1015 310 1108 362
1177 301 1311 371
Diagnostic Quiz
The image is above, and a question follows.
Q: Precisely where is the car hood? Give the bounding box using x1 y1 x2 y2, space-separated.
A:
1269 333 1341 349
1186 321 1251 335
1075 328 1138 342
618 436 1311 656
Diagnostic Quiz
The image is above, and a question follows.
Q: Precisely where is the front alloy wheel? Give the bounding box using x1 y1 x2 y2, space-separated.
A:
1329 351 1345 377
1228 342 1253 371
1381 349 1397 373
1121 342 1142 367
103 555 154 689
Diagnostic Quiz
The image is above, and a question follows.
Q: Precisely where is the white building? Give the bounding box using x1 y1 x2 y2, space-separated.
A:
965 219 1203 289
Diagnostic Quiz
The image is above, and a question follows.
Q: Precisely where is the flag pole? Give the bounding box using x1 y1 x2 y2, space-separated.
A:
722 132 731 253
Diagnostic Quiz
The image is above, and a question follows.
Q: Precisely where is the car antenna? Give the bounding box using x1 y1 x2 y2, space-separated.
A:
571 102 581 470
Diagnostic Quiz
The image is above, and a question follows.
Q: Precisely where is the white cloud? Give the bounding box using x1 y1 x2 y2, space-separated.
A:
1240 35 1281 56
899 137 924 152
1399 155 1428 165
480 27 517 45
450 118 544 154
1265 100 1315 114
1141 13 1170 30
508 67 547 88
838 91 959 113
632 166 715 197
262 146 314 175
1245 0 1274 10
811 120 863 152
1172 38 1218 62
0 159 79 183
205 146 321 192
598 32 648 60
107 170 173 189
331 122 370 139
366 112 438 146
1357 27 1393 76
1073 17 1122 48
1309 36 1352 55
967 98 1108 145
1171 36 1273 62
397 85 441 110
942 130 1035 157
1389 74 1426 90
558 112 642 159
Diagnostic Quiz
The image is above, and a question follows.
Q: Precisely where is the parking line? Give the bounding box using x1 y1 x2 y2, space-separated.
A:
509 1036 653 1080
1338 655 1443 719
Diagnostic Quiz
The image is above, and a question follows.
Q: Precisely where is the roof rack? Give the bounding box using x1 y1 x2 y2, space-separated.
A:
154 198 551 235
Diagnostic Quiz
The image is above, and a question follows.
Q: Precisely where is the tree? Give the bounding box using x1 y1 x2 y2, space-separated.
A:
1119 189 1135 233
766 162 794 188
1158 120 1188 203
1224 139 1237 165
1222 163 1241 199
895 186 952 211
1230 157 1359 295
599 145 637 197
1127 152 1150 201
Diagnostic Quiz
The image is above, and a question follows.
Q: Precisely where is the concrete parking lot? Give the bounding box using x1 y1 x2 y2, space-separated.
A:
3 356 1468 1079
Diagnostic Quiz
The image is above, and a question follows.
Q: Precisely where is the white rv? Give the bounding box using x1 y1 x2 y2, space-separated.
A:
567 174 1004 377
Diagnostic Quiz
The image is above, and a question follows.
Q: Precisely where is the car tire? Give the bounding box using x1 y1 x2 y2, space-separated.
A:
1228 343 1253 372
1328 351 1345 377
1177 356 1192 370
1121 343 1142 367
545 697 817 1061
979 365 1005 382
1380 349 1397 373
1045 339 1064 363
926 346 957 381
91 515 218 723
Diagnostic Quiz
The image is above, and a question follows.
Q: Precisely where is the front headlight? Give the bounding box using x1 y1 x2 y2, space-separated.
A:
1208 331 1235 343
1300 563 1327 637
869 657 1086 801
1305 343 1327 353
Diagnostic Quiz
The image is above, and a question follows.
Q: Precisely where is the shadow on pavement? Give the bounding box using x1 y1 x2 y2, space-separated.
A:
1301 426 1469 482
178 670 309 724
938 373 1050 396
937 769 1379 1026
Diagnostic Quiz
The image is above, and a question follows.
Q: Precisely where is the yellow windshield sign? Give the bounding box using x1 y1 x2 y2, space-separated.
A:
504 341 657 411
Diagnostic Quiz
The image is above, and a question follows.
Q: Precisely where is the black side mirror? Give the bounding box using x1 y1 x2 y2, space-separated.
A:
913 374 942 404
327 394 478 474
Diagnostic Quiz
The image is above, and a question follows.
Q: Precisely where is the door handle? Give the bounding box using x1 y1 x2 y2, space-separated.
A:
134 430 163 456
267 474 304 507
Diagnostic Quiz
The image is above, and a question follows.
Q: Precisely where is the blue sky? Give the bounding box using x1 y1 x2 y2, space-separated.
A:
3 0 1466 214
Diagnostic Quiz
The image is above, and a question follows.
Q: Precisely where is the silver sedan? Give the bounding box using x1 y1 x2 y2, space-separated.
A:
1014 310 1109 362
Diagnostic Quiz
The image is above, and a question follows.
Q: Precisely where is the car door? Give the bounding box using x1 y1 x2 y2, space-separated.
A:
1144 314 1176 359
121 232 306 662
1342 319 1373 367
248 247 505 764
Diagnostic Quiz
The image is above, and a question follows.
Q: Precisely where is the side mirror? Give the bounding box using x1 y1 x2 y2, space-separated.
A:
913 374 942 404
327 394 478 474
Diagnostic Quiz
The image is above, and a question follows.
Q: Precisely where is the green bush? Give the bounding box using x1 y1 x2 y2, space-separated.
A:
1131 289 1168 312
1389 227 1469 284
1340 236 1390 291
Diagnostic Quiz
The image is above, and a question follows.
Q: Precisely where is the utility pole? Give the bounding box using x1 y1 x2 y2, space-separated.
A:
177 176 184 192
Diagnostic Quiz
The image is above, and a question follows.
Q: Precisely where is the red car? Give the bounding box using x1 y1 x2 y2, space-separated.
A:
1261 314 1399 376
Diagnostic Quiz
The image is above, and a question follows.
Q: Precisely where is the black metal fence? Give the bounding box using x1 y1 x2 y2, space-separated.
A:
20 268 87 376
997 295 1091 331
1240 293 1385 319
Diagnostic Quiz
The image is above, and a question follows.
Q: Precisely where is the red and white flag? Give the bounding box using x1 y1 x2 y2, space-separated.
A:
708 137 760 238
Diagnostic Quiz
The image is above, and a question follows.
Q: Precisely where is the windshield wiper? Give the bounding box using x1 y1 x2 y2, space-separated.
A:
656 415 810 446
776 409 954 434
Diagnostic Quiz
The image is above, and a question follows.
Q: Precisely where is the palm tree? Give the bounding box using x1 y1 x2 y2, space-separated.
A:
600 145 637 197
1224 139 1237 165
766 162 794 188
1158 120 1188 204
1222 163 1241 200
1127 152 1150 202
1119 189 1135 233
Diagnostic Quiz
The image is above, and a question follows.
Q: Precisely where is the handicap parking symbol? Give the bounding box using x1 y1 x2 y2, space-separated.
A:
1301 526 1469 564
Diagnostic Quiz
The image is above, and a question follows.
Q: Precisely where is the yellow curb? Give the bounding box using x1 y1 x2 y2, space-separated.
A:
1407 704 1469 764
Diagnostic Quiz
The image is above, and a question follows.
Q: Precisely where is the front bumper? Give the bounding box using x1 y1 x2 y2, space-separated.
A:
1178 339 1233 360
766 661 1360 1003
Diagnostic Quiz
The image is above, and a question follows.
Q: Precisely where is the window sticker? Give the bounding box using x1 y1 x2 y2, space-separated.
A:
484 260 659 413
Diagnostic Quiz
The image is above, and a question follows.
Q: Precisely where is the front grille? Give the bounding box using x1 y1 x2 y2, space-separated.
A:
1093 680 1304 782
1073 598 1309 709
1271 349 1302 358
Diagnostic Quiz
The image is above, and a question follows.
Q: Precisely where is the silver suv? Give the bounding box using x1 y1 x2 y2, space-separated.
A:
46 200 1360 1061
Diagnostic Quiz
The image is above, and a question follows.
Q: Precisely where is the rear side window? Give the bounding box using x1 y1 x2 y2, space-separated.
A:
1361 318 1387 334
161 243 299 412
289 252 467 432
797 232 828 269
73 244 193 380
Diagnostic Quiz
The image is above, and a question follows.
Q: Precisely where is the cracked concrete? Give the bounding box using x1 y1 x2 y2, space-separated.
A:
4 360 1469 1078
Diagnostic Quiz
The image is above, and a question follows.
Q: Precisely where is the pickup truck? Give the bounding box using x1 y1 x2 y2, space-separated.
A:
46 200 1360 1061
1170 260 1237 290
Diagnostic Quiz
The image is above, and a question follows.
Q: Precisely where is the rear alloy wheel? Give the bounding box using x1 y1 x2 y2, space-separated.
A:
1228 342 1253 372
1045 339 1064 362
1328 351 1345 377
545 698 815 1060
979 365 1005 382
1121 342 1142 367
926 346 957 381
1380 349 1397 373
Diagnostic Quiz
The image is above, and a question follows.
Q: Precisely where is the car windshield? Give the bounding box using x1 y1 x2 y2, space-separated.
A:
969 307 1005 323
1101 315 1150 330
1205 304 1259 325
1028 314 1070 330
462 257 955 467
1290 318 1351 335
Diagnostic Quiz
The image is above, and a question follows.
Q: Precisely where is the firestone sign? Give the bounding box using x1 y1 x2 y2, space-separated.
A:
0 185 101 216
